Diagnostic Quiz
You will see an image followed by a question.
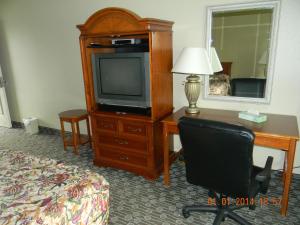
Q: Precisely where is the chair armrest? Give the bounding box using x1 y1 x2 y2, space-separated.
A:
255 156 273 182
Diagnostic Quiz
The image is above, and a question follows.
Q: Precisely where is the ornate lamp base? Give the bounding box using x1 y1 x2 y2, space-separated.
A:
185 75 201 114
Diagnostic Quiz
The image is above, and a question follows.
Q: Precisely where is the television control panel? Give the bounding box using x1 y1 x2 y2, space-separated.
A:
112 38 142 45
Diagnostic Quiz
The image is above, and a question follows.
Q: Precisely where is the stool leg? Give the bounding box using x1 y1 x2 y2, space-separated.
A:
60 119 67 150
86 117 91 148
71 122 78 155
76 121 81 145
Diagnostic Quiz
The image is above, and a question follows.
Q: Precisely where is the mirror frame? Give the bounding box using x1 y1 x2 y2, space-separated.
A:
204 1 280 103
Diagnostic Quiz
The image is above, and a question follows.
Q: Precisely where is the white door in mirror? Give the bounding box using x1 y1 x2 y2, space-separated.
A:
0 65 12 128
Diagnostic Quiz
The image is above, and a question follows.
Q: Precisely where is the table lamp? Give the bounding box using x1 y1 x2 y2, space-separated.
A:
172 47 220 114
211 47 223 73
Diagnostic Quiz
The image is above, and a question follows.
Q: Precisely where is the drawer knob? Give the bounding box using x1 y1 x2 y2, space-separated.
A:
114 138 129 145
128 126 142 133
116 111 127 115
120 156 129 160
101 123 113 129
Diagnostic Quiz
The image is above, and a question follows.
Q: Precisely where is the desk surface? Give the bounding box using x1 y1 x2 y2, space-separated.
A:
163 107 299 140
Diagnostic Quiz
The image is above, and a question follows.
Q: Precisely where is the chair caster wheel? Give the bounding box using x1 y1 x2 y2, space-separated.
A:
182 209 190 218
249 204 256 210
208 190 214 198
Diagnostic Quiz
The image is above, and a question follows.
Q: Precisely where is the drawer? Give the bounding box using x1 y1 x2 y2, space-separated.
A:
98 145 147 167
96 134 147 152
94 117 117 132
120 121 147 137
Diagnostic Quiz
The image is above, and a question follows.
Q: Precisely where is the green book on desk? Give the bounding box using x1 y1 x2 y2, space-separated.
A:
238 111 267 123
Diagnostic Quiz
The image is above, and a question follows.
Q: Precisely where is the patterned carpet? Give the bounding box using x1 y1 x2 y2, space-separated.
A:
0 126 300 225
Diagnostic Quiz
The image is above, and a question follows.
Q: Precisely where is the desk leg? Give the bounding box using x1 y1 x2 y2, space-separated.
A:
282 152 287 184
163 125 170 186
281 139 296 216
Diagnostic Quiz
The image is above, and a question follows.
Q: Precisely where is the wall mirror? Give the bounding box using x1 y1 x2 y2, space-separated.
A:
204 1 280 103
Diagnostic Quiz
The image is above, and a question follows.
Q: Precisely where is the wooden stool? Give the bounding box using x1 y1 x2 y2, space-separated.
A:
59 109 91 154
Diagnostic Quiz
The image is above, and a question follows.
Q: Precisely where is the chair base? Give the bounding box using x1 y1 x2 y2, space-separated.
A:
182 205 252 225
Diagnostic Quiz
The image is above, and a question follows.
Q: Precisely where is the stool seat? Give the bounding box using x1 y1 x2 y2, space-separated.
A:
59 109 88 120
58 109 91 155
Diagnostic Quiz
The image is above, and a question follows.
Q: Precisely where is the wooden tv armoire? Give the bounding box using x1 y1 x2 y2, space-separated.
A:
77 8 173 179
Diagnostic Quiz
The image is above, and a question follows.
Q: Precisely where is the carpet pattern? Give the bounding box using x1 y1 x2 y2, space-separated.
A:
0 127 300 225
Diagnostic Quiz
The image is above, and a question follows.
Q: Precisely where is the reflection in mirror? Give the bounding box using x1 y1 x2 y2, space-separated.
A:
205 1 280 103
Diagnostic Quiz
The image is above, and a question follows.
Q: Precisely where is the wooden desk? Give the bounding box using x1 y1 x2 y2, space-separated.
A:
161 107 299 216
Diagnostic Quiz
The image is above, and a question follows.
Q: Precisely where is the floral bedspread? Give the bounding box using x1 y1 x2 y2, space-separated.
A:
0 149 109 225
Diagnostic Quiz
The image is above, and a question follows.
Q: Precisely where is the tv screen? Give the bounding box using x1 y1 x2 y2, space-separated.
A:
99 57 142 96
92 52 150 108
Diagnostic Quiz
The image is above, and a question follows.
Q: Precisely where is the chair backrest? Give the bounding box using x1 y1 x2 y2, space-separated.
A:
178 117 255 198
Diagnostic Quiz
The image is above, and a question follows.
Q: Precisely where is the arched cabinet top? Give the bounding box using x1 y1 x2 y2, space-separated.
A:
77 7 173 35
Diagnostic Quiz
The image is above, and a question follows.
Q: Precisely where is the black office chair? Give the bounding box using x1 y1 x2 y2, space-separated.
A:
178 117 273 225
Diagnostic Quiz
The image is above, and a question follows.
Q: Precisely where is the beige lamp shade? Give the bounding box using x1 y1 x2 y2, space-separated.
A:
211 47 223 72
172 47 214 75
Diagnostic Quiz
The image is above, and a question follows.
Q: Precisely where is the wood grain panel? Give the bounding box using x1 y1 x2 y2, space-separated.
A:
94 116 117 132
150 31 173 121
77 7 173 36
120 120 147 137
254 134 291 150
96 135 147 152
98 145 147 167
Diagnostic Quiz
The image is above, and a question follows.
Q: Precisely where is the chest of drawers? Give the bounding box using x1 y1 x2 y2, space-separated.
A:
91 113 164 179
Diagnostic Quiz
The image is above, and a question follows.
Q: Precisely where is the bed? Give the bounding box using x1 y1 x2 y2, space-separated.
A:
0 149 109 225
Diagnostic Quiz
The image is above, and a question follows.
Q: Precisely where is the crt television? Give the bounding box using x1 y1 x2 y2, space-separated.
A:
91 52 150 109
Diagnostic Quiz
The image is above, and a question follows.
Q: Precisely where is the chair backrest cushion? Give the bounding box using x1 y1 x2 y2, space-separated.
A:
178 117 255 198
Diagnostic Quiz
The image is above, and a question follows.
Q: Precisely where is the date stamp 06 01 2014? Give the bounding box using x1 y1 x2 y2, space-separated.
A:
208 197 282 206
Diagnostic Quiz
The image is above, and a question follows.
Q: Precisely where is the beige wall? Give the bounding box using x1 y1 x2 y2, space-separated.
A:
0 0 299 173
